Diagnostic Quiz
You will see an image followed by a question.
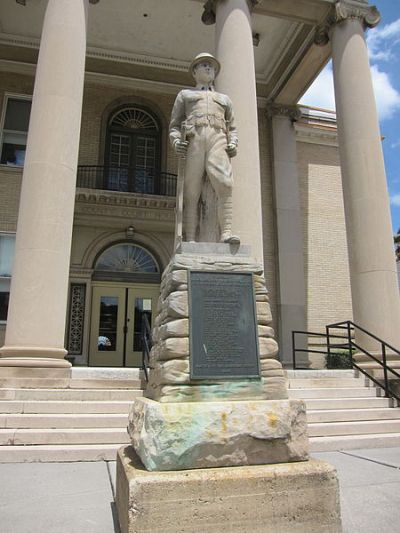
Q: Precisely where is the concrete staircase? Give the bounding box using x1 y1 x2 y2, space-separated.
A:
287 369 400 452
1 367 400 462
0 368 142 462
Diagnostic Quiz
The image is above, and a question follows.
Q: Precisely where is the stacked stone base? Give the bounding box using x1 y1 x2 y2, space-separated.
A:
116 446 342 533
146 245 288 402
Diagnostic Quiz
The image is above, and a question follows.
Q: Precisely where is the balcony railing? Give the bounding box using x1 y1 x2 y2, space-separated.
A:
77 166 177 197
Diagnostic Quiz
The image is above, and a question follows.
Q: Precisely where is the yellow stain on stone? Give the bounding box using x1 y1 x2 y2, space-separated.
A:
221 412 228 433
268 412 278 428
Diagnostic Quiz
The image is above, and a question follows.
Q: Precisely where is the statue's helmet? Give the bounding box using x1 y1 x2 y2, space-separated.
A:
190 53 221 78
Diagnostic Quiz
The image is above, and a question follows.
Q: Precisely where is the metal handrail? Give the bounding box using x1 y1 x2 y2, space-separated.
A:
292 321 400 403
326 320 400 402
141 313 153 382
77 166 177 196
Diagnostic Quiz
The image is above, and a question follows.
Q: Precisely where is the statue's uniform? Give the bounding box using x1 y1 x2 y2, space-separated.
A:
169 88 238 242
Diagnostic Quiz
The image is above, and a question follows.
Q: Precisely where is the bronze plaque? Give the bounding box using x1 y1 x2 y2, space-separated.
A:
189 271 260 380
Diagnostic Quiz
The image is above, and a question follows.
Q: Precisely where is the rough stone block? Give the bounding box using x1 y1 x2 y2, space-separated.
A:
165 291 188 318
258 325 275 337
116 447 342 533
259 337 279 358
256 301 273 325
157 338 189 361
158 319 189 339
128 397 308 471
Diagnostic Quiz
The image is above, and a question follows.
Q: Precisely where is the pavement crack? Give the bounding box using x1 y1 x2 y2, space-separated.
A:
106 461 116 499
340 450 400 470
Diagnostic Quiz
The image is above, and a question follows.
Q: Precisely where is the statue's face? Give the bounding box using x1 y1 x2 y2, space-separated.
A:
194 61 215 84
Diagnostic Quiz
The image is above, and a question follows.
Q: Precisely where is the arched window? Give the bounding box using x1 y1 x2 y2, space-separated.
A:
105 106 161 194
93 243 160 283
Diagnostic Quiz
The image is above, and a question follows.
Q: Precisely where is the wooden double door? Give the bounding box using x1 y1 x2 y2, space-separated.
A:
89 282 159 367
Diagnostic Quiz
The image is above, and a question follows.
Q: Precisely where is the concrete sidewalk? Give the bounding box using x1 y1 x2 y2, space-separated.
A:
1 448 399 532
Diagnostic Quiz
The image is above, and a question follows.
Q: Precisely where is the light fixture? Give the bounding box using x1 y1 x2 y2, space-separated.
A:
126 225 135 239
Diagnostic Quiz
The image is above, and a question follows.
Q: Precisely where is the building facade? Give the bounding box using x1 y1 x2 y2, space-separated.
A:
0 0 398 370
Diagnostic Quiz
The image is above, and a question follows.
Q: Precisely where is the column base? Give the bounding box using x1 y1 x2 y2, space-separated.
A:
116 446 342 533
0 350 71 369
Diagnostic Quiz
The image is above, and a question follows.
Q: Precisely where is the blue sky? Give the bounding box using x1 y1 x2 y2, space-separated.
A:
300 0 400 234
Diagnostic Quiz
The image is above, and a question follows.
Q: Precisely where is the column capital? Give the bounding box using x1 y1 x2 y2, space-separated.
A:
266 103 302 122
202 0 260 25
315 1 381 46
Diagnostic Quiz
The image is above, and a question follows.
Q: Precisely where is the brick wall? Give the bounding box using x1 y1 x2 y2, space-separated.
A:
297 141 353 338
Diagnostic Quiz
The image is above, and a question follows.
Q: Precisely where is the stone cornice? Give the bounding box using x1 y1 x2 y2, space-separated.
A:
75 190 176 222
295 123 338 147
266 103 302 121
0 33 190 73
315 1 381 46
202 0 260 25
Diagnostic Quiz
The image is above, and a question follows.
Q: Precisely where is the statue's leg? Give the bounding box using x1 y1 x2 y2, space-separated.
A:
206 131 240 244
184 134 206 242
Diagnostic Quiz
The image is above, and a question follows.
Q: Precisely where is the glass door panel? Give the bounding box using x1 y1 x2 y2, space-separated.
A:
125 287 159 367
89 286 125 366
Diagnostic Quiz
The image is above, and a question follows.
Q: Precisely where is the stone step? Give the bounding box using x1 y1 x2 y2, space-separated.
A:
0 427 130 445
310 432 400 452
0 413 129 429
304 397 393 410
288 378 367 389
0 444 121 462
71 367 141 380
286 370 355 379
0 388 141 401
308 419 400 437
307 407 400 423
0 400 133 414
0 378 141 389
288 387 378 399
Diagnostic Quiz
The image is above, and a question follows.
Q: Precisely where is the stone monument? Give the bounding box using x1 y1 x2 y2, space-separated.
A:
116 54 342 533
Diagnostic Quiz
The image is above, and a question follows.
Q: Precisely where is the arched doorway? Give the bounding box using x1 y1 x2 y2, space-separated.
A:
105 106 161 194
88 243 160 367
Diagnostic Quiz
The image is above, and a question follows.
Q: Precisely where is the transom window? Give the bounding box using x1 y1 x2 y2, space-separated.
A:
105 106 161 194
95 244 159 274
0 96 31 167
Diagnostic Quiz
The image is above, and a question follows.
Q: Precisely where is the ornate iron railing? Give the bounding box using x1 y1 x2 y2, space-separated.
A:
292 320 400 403
77 166 177 196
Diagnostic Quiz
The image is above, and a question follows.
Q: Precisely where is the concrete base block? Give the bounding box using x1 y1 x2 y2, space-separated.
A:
116 446 342 533
129 397 308 471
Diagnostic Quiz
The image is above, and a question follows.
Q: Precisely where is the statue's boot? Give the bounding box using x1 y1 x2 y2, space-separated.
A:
219 197 240 244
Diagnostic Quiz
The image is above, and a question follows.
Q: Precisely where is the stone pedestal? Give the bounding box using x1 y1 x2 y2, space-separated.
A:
116 446 342 533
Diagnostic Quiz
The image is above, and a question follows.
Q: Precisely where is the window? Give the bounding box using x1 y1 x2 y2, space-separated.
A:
0 234 15 321
95 244 159 274
0 96 32 166
105 106 161 193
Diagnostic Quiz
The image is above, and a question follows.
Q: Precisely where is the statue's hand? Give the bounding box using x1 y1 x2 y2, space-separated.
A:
174 139 189 157
226 143 237 158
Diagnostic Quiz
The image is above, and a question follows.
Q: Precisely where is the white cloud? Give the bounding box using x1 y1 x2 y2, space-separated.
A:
367 18 400 62
370 65 400 120
299 64 400 122
299 64 335 111
391 194 400 207
391 140 400 149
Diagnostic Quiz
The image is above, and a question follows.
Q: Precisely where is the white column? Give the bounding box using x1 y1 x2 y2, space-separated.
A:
317 1 400 354
0 0 89 368
270 106 308 367
213 0 264 263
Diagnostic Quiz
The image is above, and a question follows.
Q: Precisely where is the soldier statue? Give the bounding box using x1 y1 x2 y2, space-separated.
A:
169 53 240 244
